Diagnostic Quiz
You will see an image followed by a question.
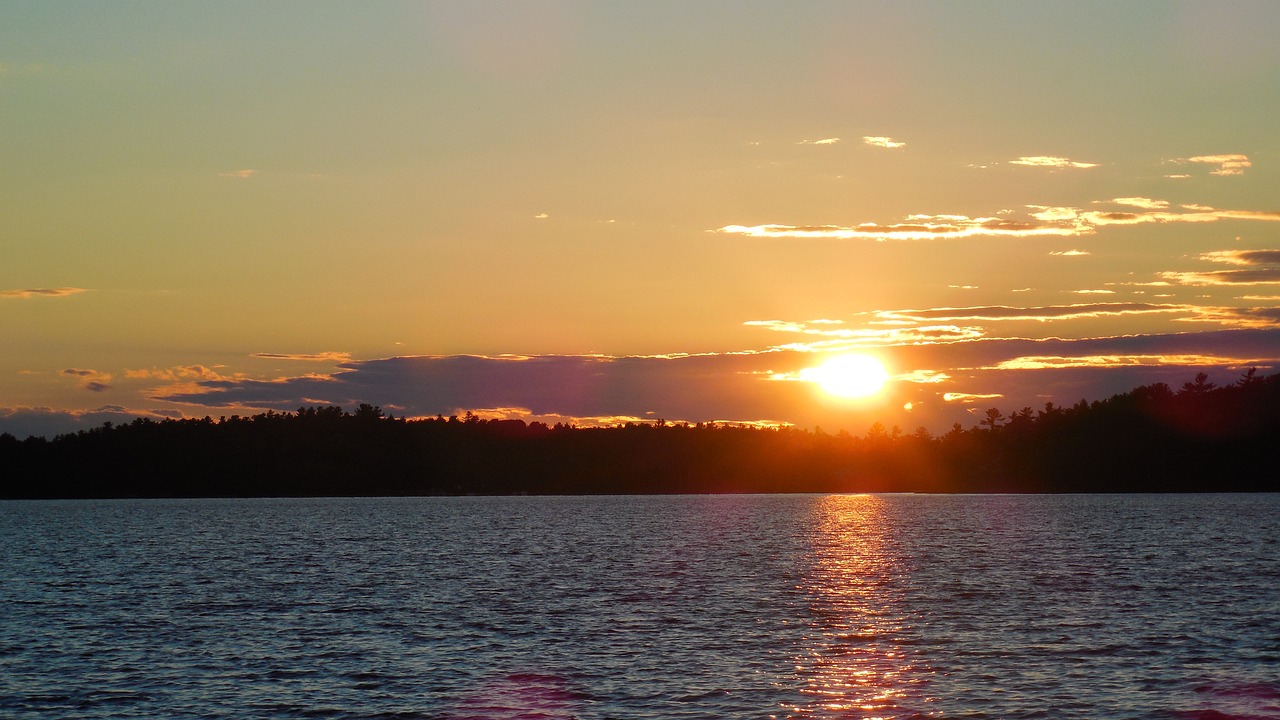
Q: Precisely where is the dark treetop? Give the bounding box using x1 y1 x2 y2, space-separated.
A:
3 371 1277 498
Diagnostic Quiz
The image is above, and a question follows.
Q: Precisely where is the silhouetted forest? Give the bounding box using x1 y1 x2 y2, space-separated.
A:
3 371 1277 498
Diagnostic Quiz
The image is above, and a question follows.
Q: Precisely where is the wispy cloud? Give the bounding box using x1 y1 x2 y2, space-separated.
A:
1104 197 1169 209
534 212 549 219
715 213 1083 241
862 136 906 149
1160 248 1280 286
798 138 841 145
992 353 1254 370
218 169 256 179
1009 156 1099 169
744 319 986 346
1 287 89 299
876 303 1189 323
943 392 1004 403
1183 154 1251 176
716 202 1280 242
252 352 353 363
1050 249 1090 256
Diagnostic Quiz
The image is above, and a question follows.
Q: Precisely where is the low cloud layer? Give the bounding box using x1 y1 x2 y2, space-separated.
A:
121 327 1280 437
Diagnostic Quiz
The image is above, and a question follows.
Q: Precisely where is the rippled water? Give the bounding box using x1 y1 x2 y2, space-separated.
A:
2 494 1278 719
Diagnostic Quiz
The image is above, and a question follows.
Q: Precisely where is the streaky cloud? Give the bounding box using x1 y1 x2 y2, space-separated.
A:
1 287 90 299
877 303 1190 323
1104 197 1169 209
1161 248 1280 286
716 203 1280 242
1010 156 1098 169
253 351 353 363
992 353 1259 370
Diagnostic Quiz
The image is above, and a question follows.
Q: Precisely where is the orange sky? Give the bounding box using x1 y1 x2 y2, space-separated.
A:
3 2 1280 438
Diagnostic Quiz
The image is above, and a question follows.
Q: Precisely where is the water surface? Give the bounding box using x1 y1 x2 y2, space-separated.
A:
2 494 1278 719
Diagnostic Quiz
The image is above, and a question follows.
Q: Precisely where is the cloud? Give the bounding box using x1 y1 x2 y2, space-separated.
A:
1104 197 1169 209
1160 249 1280 286
716 202 1280 242
124 365 232 382
55 323 1274 440
1185 154 1251 176
0 406 137 439
149 352 825 429
61 368 113 392
876 303 1190 323
798 138 841 145
1050 250 1090 256
745 319 986 345
1 287 90 299
1009 156 1099 169
534 213 549 219
218 169 255 178
943 392 1004 403
715 213 1085 241
252 352 352 363
862 136 906 149
1071 289 1115 295
991 353 1257 370
1201 250 1280 266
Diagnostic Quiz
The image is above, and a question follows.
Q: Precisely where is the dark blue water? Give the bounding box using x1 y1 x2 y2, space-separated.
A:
2 494 1278 719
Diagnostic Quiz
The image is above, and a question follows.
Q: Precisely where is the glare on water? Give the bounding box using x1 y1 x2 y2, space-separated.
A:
791 495 932 719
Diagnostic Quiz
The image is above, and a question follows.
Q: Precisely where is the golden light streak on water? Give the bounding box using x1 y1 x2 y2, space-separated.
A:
788 494 936 719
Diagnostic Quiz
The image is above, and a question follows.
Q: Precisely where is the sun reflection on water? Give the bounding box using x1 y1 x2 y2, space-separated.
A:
789 494 935 720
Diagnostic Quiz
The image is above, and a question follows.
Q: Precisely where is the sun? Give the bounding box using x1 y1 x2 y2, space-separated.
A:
801 354 890 399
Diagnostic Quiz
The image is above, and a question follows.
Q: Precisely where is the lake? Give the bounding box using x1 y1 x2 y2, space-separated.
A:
2 494 1278 719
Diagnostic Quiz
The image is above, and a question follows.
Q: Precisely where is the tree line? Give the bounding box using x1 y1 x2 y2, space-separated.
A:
2 370 1276 498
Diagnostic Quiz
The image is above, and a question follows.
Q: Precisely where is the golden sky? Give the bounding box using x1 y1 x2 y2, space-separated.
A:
4 1 1280 437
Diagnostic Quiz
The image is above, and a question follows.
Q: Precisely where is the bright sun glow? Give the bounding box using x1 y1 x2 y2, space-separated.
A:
802 354 890 399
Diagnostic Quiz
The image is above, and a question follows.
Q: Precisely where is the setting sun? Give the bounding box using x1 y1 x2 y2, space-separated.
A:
801 354 890 399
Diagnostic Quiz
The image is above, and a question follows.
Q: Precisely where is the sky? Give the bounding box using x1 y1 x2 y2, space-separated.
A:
4 0 1280 439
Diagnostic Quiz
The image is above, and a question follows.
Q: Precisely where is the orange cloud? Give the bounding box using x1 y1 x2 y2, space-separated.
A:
716 214 1084 241
991 354 1258 370
252 351 353 363
1160 249 1280 286
1185 154 1251 176
62 368 113 392
943 392 1003 402
798 137 841 145
1 287 90 299
124 365 232 382
877 303 1189 323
